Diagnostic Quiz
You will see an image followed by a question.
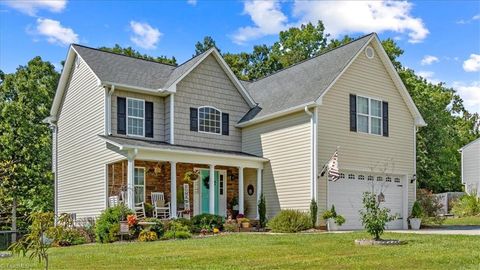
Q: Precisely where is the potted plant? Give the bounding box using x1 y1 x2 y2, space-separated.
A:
322 205 346 231
409 201 423 230
238 217 250 228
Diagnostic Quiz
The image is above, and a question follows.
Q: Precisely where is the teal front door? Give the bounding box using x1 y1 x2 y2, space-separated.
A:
200 169 220 214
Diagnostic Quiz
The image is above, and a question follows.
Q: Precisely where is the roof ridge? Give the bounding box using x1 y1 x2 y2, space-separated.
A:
71 43 178 67
248 32 375 84
172 47 213 70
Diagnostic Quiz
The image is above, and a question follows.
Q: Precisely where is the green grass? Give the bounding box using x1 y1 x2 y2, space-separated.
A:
1 232 479 269
443 216 480 226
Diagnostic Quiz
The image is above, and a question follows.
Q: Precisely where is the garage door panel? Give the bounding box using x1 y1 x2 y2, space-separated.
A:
328 174 405 230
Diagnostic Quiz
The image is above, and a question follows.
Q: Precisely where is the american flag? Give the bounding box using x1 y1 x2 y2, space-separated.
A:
321 150 340 181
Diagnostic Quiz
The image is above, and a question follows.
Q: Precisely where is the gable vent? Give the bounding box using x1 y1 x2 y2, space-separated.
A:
365 46 375 59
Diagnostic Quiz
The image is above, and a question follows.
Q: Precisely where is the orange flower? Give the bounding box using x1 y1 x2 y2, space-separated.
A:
127 215 137 227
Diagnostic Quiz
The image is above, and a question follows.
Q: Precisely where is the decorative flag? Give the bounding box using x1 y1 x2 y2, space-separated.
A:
327 151 340 181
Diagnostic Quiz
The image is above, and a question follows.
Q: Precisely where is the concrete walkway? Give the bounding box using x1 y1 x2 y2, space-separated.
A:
390 226 480 236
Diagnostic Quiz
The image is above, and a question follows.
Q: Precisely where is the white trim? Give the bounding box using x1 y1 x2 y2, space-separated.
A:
196 167 228 216
209 164 215 214
133 166 146 204
365 46 375 59
169 94 175 144
414 124 417 199
256 168 262 219
459 137 480 151
238 166 244 215
165 48 257 107
170 161 177 218
236 102 319 127
403 174 409 229
356 95 383 136
126 97 145 137
198 106 222 135
313 106 318 201
102 81 170 95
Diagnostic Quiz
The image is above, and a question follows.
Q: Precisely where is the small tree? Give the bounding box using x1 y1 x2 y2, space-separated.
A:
359 192 395 240
258 193 267 228
310 199 318 228
10 212 57 270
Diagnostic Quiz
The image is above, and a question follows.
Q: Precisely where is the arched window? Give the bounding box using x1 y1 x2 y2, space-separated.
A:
199 106 221 134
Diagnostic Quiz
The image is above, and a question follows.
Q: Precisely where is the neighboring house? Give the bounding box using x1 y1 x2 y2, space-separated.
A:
460 138 480 197
45 33 426 230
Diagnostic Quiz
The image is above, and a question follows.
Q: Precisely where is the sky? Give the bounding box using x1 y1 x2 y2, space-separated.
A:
1 0 479 113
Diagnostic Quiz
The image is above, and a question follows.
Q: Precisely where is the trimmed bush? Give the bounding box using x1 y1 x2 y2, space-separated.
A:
310 199 318 228
95 205 133 243
138 230 158 242
163 230 192 240
452 194 480 217
162 220 192 239
410 201 423 218
258 193 267 228
267 210 311 233
191 214 224 232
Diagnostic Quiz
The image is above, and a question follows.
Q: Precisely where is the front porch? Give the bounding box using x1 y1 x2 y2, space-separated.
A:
103 136 266 220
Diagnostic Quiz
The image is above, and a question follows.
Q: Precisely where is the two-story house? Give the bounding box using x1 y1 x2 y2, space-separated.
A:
46 33 426 230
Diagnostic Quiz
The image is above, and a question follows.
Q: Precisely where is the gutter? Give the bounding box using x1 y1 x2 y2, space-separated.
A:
304 105 319 201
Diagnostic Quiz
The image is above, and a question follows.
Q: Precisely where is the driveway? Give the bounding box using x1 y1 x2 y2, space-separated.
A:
390 226 480 236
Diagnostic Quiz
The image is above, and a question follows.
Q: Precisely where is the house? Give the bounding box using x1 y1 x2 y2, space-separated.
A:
460 138 480 197
45 33 426 230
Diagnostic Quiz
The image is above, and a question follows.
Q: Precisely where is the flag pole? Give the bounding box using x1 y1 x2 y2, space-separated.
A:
320 146 340 176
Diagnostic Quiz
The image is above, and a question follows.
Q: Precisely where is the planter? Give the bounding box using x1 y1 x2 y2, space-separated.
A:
241 222 250 228
410 218 421 230
327 218 340 231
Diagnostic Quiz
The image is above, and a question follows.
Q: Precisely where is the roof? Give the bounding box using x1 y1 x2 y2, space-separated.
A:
460 137 480 151
99 135 267 160
243 33 373 120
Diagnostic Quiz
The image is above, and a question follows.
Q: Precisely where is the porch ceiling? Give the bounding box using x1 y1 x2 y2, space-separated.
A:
99 135 267 168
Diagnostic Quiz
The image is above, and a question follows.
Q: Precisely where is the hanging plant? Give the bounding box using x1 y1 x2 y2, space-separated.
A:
183 170 199 184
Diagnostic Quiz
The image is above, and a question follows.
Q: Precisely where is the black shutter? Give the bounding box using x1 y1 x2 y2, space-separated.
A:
222 113 229 136
190 107 198 131
117 97 126 135
145 101 154 138
349 94 357 132
382 101 389 137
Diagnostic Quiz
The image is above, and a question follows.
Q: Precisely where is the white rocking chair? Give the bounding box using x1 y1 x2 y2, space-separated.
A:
151 192 170 219
135 202 146 219
108 196 119 207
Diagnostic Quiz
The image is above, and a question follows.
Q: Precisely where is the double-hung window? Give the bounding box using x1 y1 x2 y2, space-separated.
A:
198 106 221 134
127 98 145 136
357 96 382 135
134 167 145 204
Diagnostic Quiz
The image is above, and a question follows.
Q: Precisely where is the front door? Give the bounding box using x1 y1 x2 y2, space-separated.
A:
199 169 226 216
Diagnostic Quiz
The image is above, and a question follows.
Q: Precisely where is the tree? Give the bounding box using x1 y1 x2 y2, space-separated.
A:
194 36 218 56
0 57 57 239
99 44 177 65
359 192 396 240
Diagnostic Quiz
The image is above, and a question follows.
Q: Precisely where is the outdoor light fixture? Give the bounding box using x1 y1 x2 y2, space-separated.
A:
410 174 416 183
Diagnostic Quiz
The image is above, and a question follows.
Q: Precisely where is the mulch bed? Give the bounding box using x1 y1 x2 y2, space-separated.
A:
355 239 405 246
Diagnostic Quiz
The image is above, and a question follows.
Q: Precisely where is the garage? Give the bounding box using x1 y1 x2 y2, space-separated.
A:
327 172 406 230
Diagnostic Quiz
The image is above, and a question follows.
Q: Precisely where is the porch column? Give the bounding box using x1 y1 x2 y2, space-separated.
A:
209 164 215 214
256 168 263 219
127 154 136 210
238 167 244 215
170 161 177 219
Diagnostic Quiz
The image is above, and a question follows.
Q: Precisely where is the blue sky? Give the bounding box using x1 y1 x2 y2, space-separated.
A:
1 0 479 113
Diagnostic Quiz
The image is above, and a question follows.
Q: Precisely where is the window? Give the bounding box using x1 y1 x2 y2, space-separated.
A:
394 177 401 183
386 176 392 182
357 96 382 135
339 173 345 179
368 175 374 181
358 175 365 180
198 106 221 134
348 174 356 180
134 168 145 204
377 176 383 181
127 98 144 136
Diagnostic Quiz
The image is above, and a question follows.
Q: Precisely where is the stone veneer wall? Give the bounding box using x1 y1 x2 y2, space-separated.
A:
107 160 240 216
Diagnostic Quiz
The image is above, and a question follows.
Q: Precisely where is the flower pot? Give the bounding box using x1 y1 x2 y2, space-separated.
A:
241 222 250 228
410 218 421 230
327 218 339 231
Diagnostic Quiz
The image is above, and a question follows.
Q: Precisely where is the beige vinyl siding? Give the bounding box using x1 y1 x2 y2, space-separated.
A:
174 55 250 151
462 140 480 195
244 168 258 219
242 112 311 218
317 40 416 212
111 89 165 141
165 95 171 143
56 56 123 219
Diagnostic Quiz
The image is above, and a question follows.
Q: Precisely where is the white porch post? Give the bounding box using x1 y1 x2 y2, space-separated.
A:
170 161 177 218
238 167 244 215
209 164 215 214
256 168 263 219
127 150 137 210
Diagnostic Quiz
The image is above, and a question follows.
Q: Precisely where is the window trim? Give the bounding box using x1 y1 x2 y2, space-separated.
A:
126 97 145 137
356 95 383 136
134 167 146 204
197 106 222 135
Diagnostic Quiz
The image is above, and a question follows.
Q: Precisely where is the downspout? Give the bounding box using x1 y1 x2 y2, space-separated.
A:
304 106 318 201
50 122 59 225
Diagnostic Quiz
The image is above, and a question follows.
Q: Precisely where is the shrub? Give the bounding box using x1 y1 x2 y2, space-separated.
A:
310 199 318 228
138 230 158 242
163 230 192 240
175 218 193 232
163 220 192 239
410 201 423 218
452 194 480 217
95 205 133 243
417 189 445 225
143 218 165 237
359 192 396 240
258 193 267 228
322 205 346 226
267 210 311 233
144 203 153 217
55 228 87 246
223 222 238 232
191 214 224 232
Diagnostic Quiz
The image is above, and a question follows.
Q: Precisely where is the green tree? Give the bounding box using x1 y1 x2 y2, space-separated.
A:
194 36 218 56
99 44 177 65
0 57 58 239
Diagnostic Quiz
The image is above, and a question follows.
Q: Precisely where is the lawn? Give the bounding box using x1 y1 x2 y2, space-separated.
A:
443 216 480 226
1 232 479 269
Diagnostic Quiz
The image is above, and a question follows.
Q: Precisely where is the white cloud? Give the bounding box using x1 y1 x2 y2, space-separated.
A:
232 0 291 44
417 70 440 84
187 0 197 6
3 0 66 16
452 81 480 113
129 21 162 49
35 18 78 46
421 55 439 66
463 54 480 72
456 14 480 24
292 0 429 43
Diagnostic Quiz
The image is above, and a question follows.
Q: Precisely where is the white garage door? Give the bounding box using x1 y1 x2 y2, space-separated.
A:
328 173 405 230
